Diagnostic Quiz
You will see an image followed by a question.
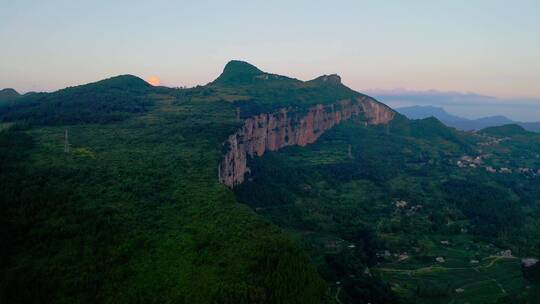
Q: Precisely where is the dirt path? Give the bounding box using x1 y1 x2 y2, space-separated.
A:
335 286 343 304
376 255 518 275
481 256 517 268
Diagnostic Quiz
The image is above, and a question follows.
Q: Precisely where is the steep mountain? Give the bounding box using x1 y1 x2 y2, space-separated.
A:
1 61 539 304
396 105 540 132
219 97 394 187
0 61 391 304
212 60 298 86
212 60 261 83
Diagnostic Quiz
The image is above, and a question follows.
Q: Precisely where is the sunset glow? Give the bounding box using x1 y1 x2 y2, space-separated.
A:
146 76 161 86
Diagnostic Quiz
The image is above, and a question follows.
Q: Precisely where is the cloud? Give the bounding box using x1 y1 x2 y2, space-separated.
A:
365 89 540 122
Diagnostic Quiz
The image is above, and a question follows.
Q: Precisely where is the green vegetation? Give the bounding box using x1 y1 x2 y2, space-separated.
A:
0 69 330 303
0 75 154 125
1 61 539 303
481 124 530 137
0 88 22 104
236 116 540 303
209 61 361 114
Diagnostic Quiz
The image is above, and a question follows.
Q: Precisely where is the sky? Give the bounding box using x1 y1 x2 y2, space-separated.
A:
1 0 539 120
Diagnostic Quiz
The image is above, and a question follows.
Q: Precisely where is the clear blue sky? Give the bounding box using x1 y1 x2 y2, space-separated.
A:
1 0 539 102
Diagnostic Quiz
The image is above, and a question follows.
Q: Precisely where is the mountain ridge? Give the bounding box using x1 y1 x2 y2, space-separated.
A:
0 74 153 125
396 105 540 132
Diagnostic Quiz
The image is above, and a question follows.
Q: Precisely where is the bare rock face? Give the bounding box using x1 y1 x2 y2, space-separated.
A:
319 74 341 85
218 96 395 187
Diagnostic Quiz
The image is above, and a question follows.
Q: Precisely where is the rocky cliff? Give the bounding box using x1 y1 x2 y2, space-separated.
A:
218 96 395 187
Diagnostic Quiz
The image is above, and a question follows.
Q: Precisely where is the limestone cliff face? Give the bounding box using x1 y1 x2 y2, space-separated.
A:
218 96 395 187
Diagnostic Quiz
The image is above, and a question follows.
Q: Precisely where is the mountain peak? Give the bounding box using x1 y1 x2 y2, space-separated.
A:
223 60 263 75
0 88 20 95
88 74 151 90
0 88 22 102
212 60 266 85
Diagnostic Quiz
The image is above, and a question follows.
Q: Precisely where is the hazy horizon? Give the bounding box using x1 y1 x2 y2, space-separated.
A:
366 88 540 122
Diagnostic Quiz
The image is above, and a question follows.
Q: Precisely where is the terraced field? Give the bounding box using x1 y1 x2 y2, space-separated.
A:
375 247 536 303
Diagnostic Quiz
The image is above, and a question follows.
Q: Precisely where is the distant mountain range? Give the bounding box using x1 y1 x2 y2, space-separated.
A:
396 105 540 132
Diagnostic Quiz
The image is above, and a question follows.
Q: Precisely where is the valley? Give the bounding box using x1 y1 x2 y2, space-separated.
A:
235 111 540 303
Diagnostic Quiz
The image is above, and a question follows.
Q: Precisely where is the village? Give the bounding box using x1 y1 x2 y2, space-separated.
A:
458 133 540 176
456 154 540 177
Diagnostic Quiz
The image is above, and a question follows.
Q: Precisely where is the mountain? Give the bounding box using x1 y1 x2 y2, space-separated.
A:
520 121 540 132
0 75 153 125
212 60 298 86
1 62 374 303
218 95 394 187
212 60 264 84
1 61 539 304
396 105 466 122
0 88 22 103
481 123 530 136
396 105 540 132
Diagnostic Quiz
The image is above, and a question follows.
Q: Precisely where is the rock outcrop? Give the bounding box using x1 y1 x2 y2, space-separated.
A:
312 74 342 85
218 96 395 187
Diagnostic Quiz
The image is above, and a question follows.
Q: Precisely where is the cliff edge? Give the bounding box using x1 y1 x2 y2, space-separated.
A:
219 96 395 187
